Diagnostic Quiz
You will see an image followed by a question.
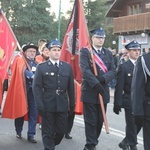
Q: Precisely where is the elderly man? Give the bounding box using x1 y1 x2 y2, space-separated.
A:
2 42 38 143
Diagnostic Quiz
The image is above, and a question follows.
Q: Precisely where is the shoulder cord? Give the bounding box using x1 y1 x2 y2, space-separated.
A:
141 56 150 83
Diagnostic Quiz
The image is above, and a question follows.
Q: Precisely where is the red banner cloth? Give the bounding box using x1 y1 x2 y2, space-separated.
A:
2 57 28 119
0 10 17 106
0 10 17 82
0 75 2 107
2 55 41 123
60 0 91 115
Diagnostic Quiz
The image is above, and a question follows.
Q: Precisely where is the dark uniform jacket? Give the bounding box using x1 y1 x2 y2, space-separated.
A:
33 60 75 113
132 52 150 117
80 47 115 104
114 60 134 109
25 60 37 92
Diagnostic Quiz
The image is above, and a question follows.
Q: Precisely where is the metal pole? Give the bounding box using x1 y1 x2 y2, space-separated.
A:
58 0 61 41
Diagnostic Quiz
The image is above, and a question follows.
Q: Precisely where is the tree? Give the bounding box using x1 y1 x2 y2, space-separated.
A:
1 0 56 46
1 0 118 49
83 0 118 49
59 15 69 42
84 0 107 30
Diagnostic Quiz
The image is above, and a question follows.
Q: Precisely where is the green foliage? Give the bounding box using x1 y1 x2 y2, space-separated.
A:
0 0 118 49
84 0 107 30
1 0 56 46
83 0 118 49
60 16 69 42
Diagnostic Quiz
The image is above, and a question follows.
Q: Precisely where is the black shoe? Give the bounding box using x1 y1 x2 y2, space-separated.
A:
118 141 130 150
16 134 22 139
130 145 138 150
27 137 37 143
65 133 72 139
83 146 96 150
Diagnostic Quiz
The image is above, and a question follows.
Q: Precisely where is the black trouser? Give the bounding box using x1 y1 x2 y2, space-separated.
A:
66 112 75 134
15 117 24 135
83 102 107 148
42 112 68 150
15 88 37 138
123 109 142 146
143 116 150 150
3 79 8 93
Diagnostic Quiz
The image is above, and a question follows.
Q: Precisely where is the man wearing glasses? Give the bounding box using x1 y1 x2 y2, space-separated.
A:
80 28 115 150
2 42 38 143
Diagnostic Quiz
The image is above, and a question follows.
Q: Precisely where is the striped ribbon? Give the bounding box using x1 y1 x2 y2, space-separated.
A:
93 51 108 73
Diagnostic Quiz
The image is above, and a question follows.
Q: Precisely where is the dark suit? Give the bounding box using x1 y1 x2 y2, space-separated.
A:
114 59 142 147
132 52 150 150
33 60 75 150
80 47 115 147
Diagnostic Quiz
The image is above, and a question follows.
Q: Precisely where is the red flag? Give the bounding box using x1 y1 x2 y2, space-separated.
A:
60 0 91 114
60 0 90 83
0 10 17 106
0 75 2 107
0 10 17 84
2 57 28 119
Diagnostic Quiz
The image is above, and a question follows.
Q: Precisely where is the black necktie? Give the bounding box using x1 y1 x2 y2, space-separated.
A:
97 50 101 57
55 63 58 68
55 62 59 72
55 62 58 68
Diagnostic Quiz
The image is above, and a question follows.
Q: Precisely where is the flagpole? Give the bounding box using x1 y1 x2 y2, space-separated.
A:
90 51 109 134
80 0 109 134
58 0 61 41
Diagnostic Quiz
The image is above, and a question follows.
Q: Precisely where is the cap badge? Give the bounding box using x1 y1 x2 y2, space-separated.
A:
50 72 54 76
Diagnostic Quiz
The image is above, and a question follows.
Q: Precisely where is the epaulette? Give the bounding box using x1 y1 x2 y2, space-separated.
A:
60 61 70 66
59 61 65 65
38 61 47 65
103 47 111 52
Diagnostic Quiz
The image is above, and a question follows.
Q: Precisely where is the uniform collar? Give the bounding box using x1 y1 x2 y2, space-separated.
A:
129 58 136 65
92 45 102 53
49 59 60 66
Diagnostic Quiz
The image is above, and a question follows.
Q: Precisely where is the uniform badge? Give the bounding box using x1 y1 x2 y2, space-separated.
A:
101 50 105 54
32 66 36 72
128 73 131 76
48 62 51 65
51 72 54 76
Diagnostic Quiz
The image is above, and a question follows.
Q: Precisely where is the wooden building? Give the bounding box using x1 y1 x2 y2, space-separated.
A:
106 0 150 51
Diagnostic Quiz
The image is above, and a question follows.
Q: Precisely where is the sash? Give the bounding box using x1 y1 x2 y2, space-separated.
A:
141 56 150 83
93 51 108 73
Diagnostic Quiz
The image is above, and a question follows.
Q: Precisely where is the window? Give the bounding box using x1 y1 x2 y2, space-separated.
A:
128 4 141 15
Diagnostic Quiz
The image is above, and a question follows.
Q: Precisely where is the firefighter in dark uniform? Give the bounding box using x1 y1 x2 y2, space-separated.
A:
113 41 142 150
33 39 75 150
79 28 115 150
132 51 150 150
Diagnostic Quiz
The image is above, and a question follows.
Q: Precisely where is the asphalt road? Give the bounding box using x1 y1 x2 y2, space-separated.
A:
0 90 144 150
